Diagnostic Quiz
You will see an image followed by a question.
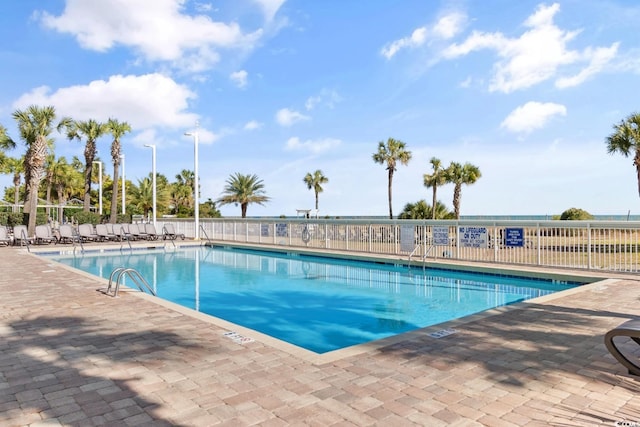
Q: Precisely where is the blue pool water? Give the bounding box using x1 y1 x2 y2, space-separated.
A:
47 247 580 353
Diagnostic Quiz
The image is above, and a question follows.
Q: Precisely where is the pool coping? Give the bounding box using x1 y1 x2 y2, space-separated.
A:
31 240 620 365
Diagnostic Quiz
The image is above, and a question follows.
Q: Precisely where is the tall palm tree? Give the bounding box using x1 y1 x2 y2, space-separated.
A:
303 169 328 212
106 118 131 223
423 157 448 220
58 118 108 212
131 177 154 218
217 173 270 218
12 105 58 234
606 112 640 197
0 156 23 212
171 169 195 216
372 137 412 219
445 162 482 219
0 124 16 151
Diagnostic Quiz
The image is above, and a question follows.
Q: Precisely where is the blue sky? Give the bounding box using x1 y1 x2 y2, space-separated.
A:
1 0 639 217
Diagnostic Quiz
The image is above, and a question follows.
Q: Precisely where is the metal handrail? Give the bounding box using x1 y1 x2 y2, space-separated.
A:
199 224 212 245
119 226 133 251
105 267 156 297
19 227 31 252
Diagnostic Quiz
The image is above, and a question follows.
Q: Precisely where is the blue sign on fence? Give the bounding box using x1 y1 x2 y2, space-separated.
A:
504 228 524 247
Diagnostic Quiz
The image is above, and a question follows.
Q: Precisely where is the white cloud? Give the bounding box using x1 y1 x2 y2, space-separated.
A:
252 0 286 22
230 70 248 88
381 11 466 60
38 0 264 72
556 43 619 88
275 108 310 127
305 89 342 110
284 137 341 154
244 120 262 130
12 73 198 130
500 101 567 134
442 3 618 93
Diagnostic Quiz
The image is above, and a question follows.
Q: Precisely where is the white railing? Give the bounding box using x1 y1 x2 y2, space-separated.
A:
156 218 640 273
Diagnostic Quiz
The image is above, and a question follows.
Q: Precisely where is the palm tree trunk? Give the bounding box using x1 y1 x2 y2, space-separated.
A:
241 203 248 218
83 161 93 212
453 184 462 220
315 192 319 211
431 187 437 220
110 162 119 223
634 151 640 197
387 169 394 219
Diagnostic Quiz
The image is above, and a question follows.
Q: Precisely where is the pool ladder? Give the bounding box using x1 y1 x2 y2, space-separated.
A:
408 244 434 272
105 267 156 297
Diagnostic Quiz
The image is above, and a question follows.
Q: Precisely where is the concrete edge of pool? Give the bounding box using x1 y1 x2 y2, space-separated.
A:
29 241 623 366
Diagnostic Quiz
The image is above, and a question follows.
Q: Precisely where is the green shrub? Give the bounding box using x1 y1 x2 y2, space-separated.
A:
71 211 101 225
560 208 594 220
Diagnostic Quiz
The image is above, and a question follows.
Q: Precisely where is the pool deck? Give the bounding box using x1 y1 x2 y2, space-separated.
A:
1 242 640 426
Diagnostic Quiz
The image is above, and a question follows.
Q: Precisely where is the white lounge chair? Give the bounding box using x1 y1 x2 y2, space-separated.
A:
96 224 117 241
58 224 80 244
78 223 98 242
162 223 185 240
13 225 35 246
35 225 56 244
0 225 11 246
129 223 149 240
144 223 161 240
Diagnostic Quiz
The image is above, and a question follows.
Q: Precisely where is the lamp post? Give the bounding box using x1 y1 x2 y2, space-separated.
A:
144 144 157 227
120 154 125 215
184 124 200 240
92 161 103 215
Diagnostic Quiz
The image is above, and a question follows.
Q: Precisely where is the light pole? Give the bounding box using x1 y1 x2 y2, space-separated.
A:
92 161 103 215
144 144 157 227
120 154 126 215
184 123 199 240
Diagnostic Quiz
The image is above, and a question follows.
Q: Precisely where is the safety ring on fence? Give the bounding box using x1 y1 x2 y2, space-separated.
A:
302 225 311 244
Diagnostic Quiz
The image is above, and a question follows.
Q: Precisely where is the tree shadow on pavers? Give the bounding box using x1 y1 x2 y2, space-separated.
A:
1 315 209 426
375 302 640 390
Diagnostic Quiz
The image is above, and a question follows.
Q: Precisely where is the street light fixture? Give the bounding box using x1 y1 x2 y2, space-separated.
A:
120 154 125 215
144 144 157 227
184 123 199 240
92 161 103 215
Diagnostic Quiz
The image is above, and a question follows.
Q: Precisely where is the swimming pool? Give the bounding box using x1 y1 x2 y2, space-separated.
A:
47 246 580 353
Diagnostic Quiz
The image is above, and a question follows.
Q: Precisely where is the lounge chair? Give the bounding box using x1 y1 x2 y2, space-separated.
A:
96 223 118 241
0 225 11 246
58 224 80 244
604 319 640 376
163 223 185 240
35 225 56 244
144 223 161 240
13 225 34 246
129 223 149 240
78 223 99 242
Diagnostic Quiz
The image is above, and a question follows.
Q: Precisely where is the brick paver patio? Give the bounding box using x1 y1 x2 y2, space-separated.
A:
1 244 639 426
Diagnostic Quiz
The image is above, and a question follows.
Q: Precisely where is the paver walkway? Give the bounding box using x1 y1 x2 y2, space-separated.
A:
1 246 640 426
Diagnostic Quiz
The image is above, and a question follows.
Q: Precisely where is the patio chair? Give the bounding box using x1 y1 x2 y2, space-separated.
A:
0 225 11 246
96 223 118 241
129 223 149 240
58 224 80 244
162 223 185 240
144 223 161 240
78 223 99 242
13 225 34 246
604 319 640 376
35 224 57 244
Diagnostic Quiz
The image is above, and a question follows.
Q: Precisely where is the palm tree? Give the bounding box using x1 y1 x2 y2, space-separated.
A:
606 112 640 197
106 118 131 223
423 157 448 220
445 162 482 219
0 156 23 212
0 124 16 151
50 156 82 222
171 169 195 216
399 200 453 219
131 177 154 218
217 173 270 218
58 118 108 212
12 105 58 234
303 169 328 212
372 137 412 219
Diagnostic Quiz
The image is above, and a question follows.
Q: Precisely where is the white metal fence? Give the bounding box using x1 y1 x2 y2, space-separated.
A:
157 218 640 274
